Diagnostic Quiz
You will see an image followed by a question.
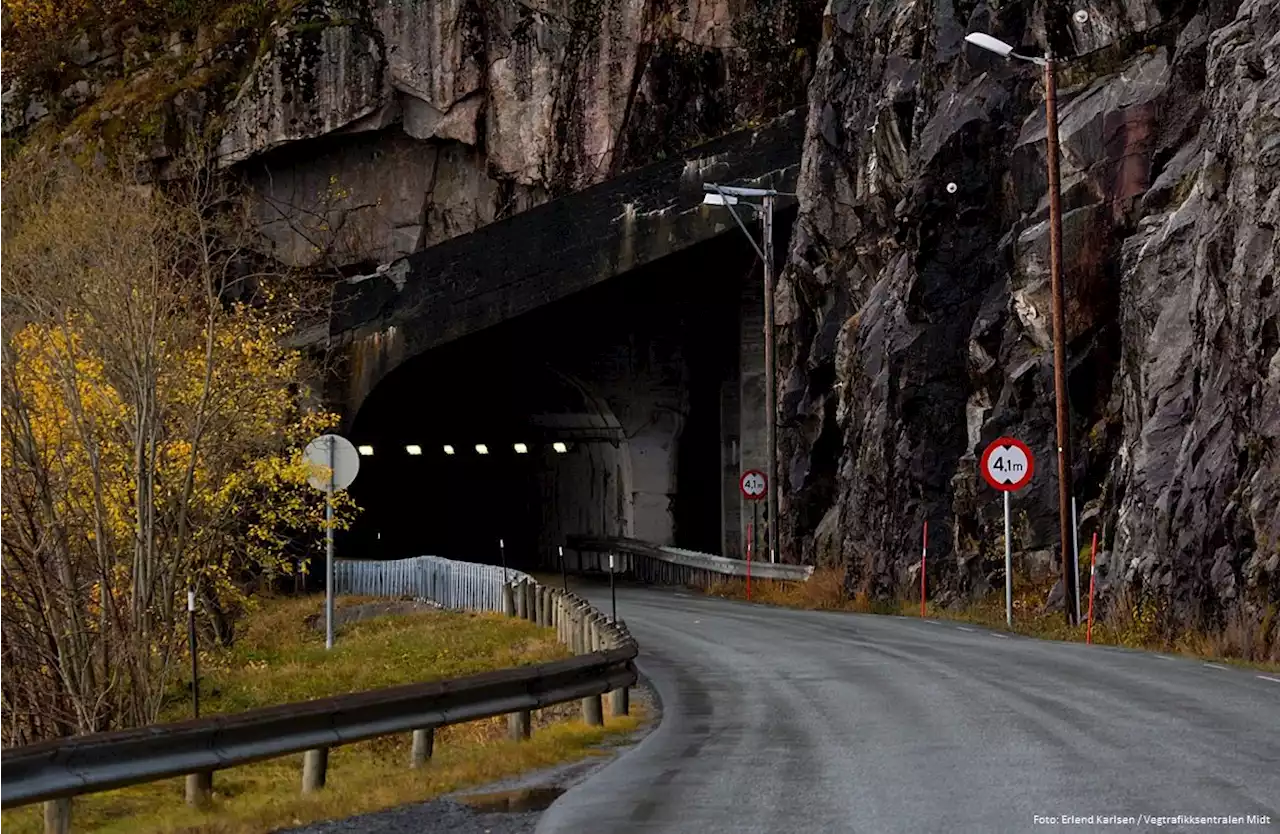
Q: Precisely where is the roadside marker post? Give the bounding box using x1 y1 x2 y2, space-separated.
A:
303 434 360 650
980 437 1035 627
1086 531 1098 644
921 521 928 617
560 545 568 592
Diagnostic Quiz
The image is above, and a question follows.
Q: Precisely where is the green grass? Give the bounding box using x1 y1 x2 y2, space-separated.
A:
1 595 645 834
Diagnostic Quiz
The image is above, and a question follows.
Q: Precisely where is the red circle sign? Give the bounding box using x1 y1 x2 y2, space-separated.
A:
980 437 1035 492
740 469 767 500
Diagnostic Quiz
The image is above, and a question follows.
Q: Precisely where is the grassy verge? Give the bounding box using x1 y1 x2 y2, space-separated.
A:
1 595 645 834
698 569 1280 672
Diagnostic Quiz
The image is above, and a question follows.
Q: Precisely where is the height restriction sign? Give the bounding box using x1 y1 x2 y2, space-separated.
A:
740 469 767 501
980 437 1034 492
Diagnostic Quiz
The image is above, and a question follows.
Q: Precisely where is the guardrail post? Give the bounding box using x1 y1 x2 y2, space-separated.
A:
43 798 71 834
526 582 537 622
533 585 545 626
610 686 630 717
515 581 528 619
502 582 515 617
581 689 604 726
302 748 328 793
410 727 434 768
185 770 213 807
508 709 532 741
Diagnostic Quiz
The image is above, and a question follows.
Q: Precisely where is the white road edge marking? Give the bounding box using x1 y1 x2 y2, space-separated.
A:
1257 675 1280 684
958 627 976 633
924 620 942 626
1154 655 1176 661
990 633 1010 639
1203 663 1228 670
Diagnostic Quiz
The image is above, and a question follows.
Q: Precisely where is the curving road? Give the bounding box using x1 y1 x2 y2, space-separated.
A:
535 584 1280 834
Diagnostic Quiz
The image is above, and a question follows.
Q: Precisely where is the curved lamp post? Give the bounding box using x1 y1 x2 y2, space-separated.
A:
703 183 795 565
964 31 1079 626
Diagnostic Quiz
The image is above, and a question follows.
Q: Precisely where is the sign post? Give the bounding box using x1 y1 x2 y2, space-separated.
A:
980 437 1035 627
304 434 360 650
740 468 768 564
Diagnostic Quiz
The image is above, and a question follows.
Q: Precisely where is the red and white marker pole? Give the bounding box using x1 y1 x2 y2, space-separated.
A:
746 522 753 601
920 520 928 617
1086 531 1098 644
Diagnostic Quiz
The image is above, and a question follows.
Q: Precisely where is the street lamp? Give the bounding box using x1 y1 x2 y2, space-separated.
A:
964 31 1078 626
703 182 794 565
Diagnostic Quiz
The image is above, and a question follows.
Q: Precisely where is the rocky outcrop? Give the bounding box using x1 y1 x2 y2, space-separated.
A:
779 0 1279 627
4 0 821 268
217 0 820 266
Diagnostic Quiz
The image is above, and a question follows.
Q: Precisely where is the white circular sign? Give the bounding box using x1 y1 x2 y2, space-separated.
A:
985 443 1030 487
946 182 958 194
740 469 767 500
303 434 360 493
1074 9 1089 24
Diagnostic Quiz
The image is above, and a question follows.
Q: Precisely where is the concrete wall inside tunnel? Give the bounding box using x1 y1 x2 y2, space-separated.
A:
336 213 795 568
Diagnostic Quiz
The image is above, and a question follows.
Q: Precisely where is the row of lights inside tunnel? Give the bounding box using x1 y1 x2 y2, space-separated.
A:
354 442 573 456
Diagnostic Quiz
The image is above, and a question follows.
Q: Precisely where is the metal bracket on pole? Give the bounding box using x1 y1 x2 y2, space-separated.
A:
708 185 768 264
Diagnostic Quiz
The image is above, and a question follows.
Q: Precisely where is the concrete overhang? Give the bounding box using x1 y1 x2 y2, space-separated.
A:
325 109 805 361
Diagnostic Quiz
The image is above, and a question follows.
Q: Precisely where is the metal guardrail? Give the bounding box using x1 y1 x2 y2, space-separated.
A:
565 536 814 584
335 555 533 612
1 565 636 822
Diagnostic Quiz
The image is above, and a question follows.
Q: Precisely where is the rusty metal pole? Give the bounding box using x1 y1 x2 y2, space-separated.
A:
762 194 779 565
1044 54 1079 626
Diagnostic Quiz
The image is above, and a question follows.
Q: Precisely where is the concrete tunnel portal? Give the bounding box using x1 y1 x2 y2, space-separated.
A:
340 211 796 572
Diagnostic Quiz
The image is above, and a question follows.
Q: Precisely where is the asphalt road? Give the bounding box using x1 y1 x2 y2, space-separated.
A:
535 584 1280 834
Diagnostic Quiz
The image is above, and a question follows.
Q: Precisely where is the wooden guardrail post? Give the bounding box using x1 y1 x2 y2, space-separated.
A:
409 727 434 768
185 771 213 807
508 709 532 741
43 798 71 834
502 582 515 616
610 686 630 717
302 748 328 793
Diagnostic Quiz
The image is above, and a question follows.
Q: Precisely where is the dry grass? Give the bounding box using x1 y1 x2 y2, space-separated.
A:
0 594 645 834
697 568 1280 672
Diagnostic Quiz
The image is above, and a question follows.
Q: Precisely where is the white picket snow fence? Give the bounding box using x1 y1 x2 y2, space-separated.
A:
334 556 534 613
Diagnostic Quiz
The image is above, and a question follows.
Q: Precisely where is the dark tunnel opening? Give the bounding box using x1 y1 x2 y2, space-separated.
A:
339 209 796 571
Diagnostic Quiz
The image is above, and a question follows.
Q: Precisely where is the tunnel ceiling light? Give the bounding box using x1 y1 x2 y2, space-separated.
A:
405 444 422 455
443 445 455 455
475 444 489 455
514 443 528 454
357 445 374 456
553 442 568 454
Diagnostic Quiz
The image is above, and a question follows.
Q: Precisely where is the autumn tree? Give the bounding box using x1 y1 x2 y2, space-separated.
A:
0 148 354 745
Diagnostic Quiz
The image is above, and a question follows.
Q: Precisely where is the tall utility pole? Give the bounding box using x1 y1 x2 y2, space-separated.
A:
703 183 793 565
963 33 1079 625
1044 53 1079 626
761 194 779 565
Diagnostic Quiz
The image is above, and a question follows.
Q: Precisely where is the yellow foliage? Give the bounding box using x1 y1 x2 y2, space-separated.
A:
1 149 356 743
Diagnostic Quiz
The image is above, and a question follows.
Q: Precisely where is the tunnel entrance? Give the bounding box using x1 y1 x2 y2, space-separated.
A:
341 210 795 569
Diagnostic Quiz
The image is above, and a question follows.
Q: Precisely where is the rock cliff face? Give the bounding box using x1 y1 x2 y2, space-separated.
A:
226 0 817 266
3 0 821 269
779 0 1279 628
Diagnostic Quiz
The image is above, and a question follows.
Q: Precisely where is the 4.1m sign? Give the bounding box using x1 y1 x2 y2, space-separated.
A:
981 437 1034 492
980 437 1035 626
